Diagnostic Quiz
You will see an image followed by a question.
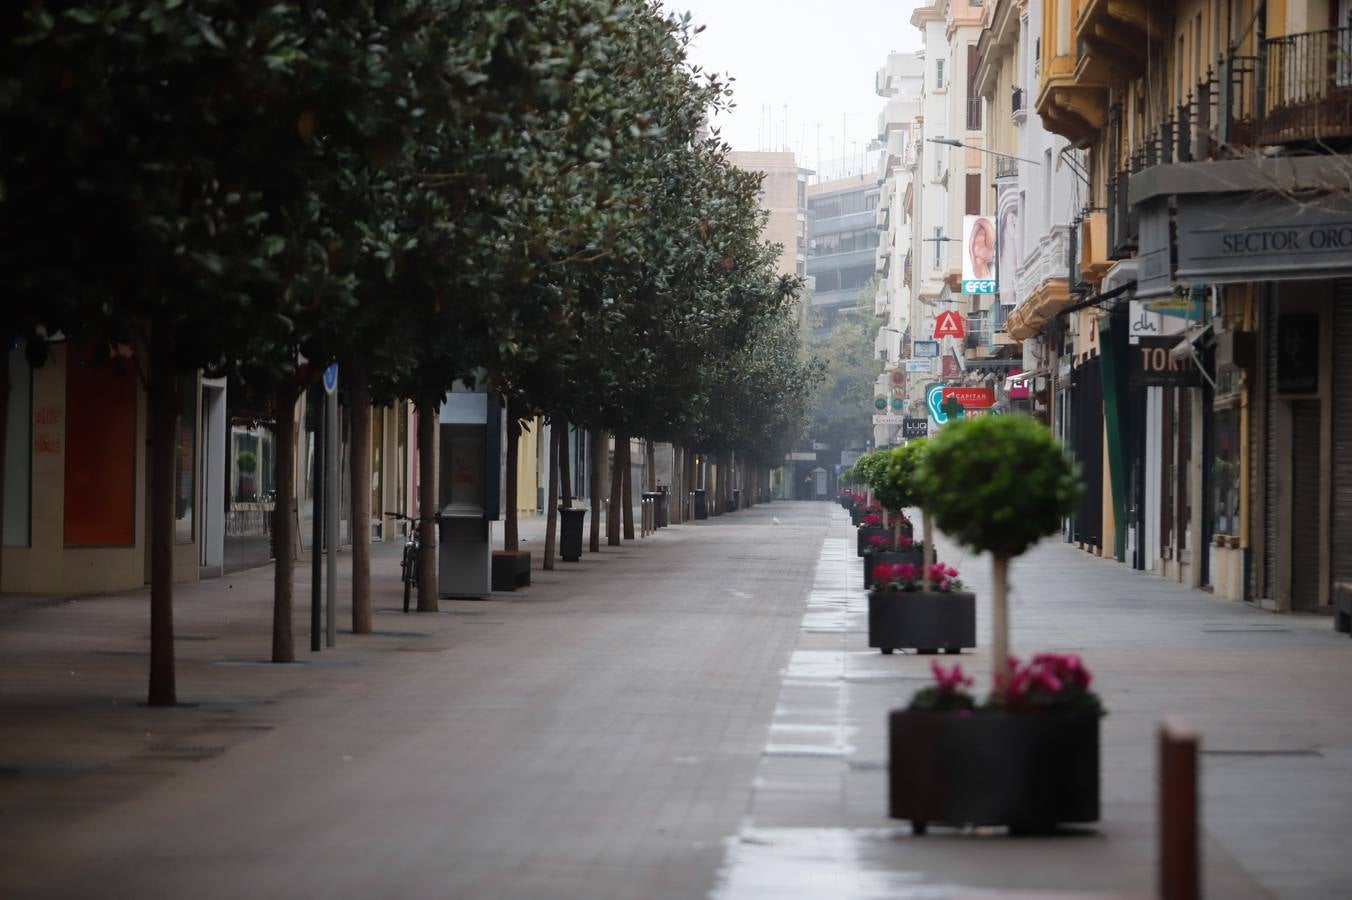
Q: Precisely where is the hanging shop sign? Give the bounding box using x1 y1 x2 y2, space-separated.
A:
912 340 940 358
1175 191 1352 283
1128 336 1202 387
901 417 929 440
1006 371 1031 400
961 214 997 294
933 310 966 339
941 355 960 377
941 386 995 409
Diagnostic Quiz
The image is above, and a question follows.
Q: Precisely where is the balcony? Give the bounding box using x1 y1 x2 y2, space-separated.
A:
1258 27 1352 145
1078 211 1111 284
1011 85 1026 123
994 156 1019 180
1073 0 1163 82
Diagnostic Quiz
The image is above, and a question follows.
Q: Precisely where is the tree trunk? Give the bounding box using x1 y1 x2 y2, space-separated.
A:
672 446 682 523
543 422 560 570
559 420 572 507
607 433 622 545
621 436 635 540
349 364 373 635
272 385 298 663
646 440 656 491
504 401 520 552
0 354 8 593
992 554 1010 685
146 345 178 706
416 396 438 612
589 429 604 552
921 508 935 591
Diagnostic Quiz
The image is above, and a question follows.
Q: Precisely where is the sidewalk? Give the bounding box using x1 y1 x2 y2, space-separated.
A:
715 507 1352 899
3 502 1352 898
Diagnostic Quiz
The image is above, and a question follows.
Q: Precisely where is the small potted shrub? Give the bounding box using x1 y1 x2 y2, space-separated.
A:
868 561 974 655
860 532 923 589
890 656 1103 834
890 414 1092 834
860 443 922 568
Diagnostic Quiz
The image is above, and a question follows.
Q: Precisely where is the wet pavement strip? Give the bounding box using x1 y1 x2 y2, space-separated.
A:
710 529 958 899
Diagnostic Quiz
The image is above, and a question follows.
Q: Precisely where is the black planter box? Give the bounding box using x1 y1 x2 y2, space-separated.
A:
558 507 586 562
867 589 975 654
862 547 925 589
849 508 863 527
889 710 1100 833
491 550 531 591
856 525 889 556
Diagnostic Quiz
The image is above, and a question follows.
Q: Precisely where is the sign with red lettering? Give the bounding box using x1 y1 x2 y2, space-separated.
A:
941 386 995 409
941 355 959 377
933 310 965 339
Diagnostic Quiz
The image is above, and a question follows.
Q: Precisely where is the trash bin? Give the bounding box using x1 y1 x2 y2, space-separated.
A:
655 489 669 527
733 489 741 510
559 507 587 561
694 489 708 520
642 491 663 529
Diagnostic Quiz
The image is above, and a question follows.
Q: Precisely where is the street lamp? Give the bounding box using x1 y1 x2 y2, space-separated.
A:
927 136 1043 166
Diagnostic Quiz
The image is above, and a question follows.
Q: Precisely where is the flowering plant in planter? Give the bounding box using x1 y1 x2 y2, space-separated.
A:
908 655 1103 715
866 533 917 553
908 661 976 712
871 562 963 592
861 512 883 527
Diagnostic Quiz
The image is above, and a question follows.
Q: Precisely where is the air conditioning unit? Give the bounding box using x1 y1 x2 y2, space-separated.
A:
1215 330 1256 372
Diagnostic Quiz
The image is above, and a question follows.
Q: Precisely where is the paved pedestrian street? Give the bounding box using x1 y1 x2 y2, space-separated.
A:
3 502 1352 899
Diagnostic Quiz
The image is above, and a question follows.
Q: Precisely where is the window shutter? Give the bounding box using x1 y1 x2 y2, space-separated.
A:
965 173 981 215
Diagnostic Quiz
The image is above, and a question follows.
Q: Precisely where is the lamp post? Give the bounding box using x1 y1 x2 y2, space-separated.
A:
926 136 1043 166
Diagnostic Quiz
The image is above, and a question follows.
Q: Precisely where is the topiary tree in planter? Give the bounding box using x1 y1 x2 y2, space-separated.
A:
871 444 921 547
918 415 1082 678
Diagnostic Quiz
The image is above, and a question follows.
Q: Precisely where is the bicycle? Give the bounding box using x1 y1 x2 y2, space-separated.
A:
384 511 432 613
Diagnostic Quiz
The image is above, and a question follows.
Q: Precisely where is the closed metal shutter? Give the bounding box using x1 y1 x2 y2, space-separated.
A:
1290 400 1322 610
1263 294 1279 599
1072 356 1104 548
1331 280 1352 599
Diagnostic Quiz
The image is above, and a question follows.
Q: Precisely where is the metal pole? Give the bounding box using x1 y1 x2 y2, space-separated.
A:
310 388 323 653
326 382 339 648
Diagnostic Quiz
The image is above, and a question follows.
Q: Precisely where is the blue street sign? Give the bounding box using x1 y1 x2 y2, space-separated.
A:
322 362 339 395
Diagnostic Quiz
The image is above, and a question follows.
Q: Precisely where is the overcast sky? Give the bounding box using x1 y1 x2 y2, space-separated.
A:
661 1 922 176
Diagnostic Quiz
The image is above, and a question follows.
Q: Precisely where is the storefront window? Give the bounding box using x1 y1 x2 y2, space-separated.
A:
175 380 197 544
4 347 31 548
1212 407 1242 536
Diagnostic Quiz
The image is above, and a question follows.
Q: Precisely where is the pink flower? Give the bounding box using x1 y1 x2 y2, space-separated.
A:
898 535 913 547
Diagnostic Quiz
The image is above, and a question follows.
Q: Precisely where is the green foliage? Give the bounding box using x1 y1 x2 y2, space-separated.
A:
919 415 1083 560
236 451 258 475
802 278 882 450
870 440 927 514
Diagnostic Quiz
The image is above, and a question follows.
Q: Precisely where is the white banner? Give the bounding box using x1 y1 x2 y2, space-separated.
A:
962 214 997 294
872 414 906 425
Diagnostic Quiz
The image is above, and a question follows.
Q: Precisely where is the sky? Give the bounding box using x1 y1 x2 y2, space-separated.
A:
661 0 923 178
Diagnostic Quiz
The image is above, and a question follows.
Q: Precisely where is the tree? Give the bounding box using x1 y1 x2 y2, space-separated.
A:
802 279 883 452
919 415 1082 680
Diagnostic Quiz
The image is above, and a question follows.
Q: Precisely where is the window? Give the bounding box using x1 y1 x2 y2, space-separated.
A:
965 173 981 215
174 379 197 544
933 226 942 268
811 227 879 256
934 145 944 180
935 59 945 89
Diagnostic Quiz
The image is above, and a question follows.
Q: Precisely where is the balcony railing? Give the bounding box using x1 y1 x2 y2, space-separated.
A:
994 156 1019 179
966 97 983 131
1011 85 1025 119
1259 26 1352 144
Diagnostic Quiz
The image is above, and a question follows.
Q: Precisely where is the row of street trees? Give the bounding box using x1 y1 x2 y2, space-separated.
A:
0 1 820 705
